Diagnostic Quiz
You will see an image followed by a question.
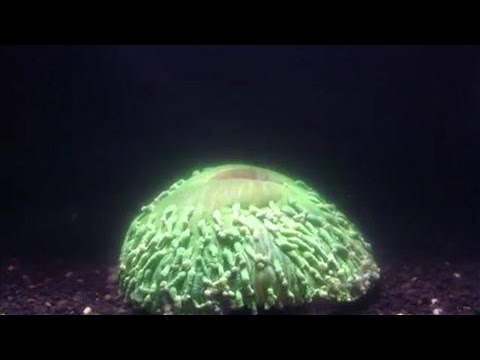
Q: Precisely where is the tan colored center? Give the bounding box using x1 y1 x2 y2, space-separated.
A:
211 168 280 184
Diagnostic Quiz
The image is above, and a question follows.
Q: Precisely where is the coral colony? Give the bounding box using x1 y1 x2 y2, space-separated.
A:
118 164 380 314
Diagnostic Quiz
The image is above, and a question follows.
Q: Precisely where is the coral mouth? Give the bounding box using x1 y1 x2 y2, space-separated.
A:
210 166 281 184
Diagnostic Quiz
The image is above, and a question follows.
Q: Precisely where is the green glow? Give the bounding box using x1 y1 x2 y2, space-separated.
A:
118 164 380 314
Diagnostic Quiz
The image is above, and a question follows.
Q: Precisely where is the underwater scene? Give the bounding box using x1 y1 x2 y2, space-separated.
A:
3 45 480 315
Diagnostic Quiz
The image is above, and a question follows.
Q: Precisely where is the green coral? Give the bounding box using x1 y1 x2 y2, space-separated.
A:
118 164 380 314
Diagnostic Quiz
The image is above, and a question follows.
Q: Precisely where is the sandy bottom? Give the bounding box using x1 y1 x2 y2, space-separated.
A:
1 257 479 315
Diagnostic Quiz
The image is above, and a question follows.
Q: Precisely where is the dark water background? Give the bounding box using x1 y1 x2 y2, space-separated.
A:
3 45 480 263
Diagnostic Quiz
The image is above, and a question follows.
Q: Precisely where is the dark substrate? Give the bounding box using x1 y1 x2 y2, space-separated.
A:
1 258 479 315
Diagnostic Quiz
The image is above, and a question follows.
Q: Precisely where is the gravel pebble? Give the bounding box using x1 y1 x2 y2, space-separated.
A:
432 308 443 315
82 306 92 315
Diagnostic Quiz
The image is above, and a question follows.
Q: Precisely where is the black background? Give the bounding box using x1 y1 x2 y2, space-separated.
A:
3 45 480 262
